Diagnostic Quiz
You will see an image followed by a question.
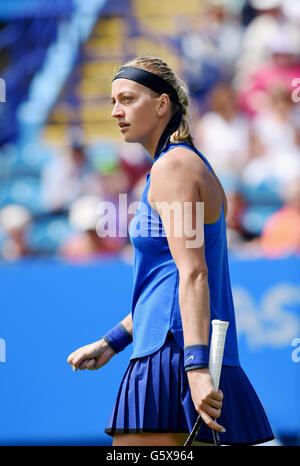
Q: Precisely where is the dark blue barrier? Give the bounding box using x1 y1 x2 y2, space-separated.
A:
0 255 299 445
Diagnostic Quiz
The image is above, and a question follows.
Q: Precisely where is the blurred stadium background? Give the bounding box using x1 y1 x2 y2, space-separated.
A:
0 0 300 446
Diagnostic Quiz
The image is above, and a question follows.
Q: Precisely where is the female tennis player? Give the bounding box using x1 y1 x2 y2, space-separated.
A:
67 56 274 446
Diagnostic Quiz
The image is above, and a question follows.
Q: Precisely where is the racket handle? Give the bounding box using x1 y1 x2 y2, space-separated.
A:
183 320 229 446
209 320 229 447
209 320 229 391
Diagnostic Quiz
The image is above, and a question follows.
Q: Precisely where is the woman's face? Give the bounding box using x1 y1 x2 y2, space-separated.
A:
111 78 160 146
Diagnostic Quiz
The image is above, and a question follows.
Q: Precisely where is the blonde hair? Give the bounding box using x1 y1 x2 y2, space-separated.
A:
122 56 193 144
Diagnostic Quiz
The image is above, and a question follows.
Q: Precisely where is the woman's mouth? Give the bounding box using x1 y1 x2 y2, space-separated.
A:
118 122 130 132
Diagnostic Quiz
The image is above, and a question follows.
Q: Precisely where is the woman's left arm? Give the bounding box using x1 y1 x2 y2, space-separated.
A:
150 148 225 433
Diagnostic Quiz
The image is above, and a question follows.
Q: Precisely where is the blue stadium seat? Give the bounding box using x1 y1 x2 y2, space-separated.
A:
241 205 281 236
240 179 283 206
0 176 46 214
237 179 283 236
25 214 73 254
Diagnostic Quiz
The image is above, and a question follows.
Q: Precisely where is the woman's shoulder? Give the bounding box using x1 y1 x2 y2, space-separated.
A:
150 143 227 222
152 143 211 179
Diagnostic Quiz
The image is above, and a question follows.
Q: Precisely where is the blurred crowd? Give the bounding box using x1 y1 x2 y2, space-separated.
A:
0 135 152 263
181 0 300 257
0 0 300 263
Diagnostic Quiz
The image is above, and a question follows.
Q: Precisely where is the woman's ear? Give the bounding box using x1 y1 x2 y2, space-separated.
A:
157 93 170 117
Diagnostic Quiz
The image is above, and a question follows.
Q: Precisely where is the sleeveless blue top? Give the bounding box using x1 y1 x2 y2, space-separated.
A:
129 142 240 366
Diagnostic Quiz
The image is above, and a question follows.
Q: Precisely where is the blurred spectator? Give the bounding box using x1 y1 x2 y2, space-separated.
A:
241 95 300 193
226 188 249 249
41 141 103 212
282 0 300 51
260 175 300 257
194 82 250 182
251 85 297 155
178 0 244 102
59 195 123 262
236 0 285 82
118 143 152 191
0 204 32 261
237 28 300 117
100 162 131 204
99 160 133 241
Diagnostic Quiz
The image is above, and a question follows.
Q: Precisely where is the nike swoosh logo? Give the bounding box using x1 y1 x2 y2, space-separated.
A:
185 355 194 364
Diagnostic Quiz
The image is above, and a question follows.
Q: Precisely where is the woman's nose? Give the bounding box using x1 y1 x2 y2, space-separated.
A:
111 103 124 118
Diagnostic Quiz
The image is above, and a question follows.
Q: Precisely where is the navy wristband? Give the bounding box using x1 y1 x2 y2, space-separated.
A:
184 344 209 372
103 323 133 353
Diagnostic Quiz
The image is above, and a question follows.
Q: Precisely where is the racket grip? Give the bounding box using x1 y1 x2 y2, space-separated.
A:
209 320 229 447
183 320 229 446
209 320 229 391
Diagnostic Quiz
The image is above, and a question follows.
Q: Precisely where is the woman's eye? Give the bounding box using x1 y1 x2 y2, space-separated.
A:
123 96 132 102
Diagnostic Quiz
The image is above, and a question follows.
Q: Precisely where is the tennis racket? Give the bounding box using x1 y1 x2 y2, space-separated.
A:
184 319 229 446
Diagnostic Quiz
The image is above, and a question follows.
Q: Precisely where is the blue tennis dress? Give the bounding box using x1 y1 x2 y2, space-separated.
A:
105 142 274 445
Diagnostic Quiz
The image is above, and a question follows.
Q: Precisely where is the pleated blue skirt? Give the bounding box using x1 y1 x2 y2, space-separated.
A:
105 331 274 445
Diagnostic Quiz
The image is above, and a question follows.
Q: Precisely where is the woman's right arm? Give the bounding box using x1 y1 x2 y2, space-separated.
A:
67 312 133 371
120 312 133 336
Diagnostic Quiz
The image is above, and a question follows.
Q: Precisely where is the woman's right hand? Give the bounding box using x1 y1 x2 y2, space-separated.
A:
187 368 225 433
67 339 116 371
